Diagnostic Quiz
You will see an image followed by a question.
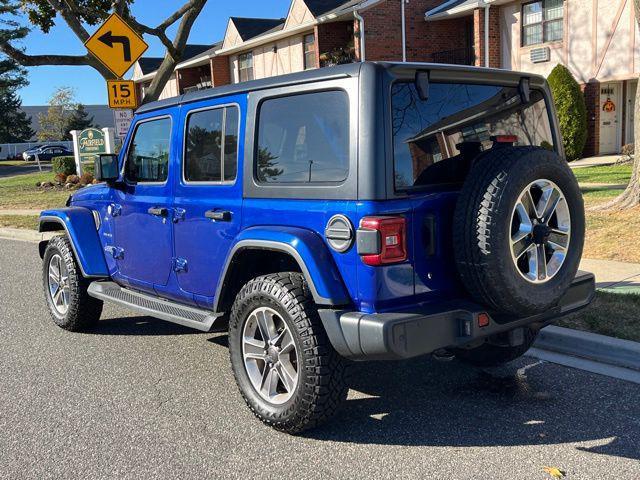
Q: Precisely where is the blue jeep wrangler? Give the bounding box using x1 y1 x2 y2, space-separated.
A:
39 62 595 433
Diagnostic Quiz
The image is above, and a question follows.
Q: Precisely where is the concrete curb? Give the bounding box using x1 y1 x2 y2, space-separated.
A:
0 228 54 244
579 182 627 190
534 325 640 372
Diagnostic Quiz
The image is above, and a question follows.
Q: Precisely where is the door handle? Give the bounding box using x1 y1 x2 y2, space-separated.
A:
148 207 168 217
205 210 232 222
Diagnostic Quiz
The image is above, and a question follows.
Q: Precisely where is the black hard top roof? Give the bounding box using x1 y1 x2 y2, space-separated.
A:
136 62 546 114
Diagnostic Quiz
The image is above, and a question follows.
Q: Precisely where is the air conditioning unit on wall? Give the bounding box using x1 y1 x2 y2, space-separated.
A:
530 47 551 63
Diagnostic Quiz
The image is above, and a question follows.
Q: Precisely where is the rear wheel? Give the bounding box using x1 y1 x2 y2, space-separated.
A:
42 235 103 331
228 272 348 434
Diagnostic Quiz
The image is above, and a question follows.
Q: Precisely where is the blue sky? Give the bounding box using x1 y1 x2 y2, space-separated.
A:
17 0 291 105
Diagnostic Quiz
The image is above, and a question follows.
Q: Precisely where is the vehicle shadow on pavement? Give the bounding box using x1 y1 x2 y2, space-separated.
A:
303 357 640 461
91 316 204 336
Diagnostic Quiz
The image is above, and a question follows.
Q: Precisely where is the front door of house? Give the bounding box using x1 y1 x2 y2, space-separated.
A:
599 83 621 154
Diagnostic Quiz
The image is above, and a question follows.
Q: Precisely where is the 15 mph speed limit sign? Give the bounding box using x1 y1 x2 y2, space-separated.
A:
108 80 138 109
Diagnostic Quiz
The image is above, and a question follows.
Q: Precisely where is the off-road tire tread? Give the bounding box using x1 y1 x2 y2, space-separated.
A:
229 272 348 434
42 235 103 331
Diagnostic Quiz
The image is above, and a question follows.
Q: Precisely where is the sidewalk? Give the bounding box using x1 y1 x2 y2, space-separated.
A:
569 155 619 169
579 182 626 190
580 258 640 293
0 209 42 216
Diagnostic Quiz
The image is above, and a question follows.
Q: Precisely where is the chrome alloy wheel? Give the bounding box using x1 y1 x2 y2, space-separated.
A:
510 179 571 284
242 306 299 405
48 253 70 315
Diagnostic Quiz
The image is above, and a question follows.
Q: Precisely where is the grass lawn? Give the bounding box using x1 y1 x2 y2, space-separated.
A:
557 290 640 342
0 214 39 230
581 190 640 264
0 171 69 210
572 164 633 184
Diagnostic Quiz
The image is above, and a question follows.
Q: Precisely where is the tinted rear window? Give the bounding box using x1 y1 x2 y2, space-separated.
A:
255 91 349 184
392 82 555 191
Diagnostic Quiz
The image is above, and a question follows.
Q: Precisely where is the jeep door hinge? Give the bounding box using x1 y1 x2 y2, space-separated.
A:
173 208 186 223
173 257 188 273
108 203 122 217
104 245 125 260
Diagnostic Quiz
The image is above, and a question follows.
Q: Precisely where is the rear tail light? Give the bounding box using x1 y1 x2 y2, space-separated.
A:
358 216 407 266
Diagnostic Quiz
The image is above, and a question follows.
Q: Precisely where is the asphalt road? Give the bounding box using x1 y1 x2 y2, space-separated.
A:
1 237 639 479
0 162 52 178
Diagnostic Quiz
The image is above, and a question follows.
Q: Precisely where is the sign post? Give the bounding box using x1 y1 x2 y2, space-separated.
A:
84 13 146 155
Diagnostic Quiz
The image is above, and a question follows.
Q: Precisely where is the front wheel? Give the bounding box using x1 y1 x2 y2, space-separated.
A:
42 235 103 331
228 272 348 434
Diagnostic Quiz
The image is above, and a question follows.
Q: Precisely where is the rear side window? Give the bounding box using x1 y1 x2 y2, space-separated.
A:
255 91 349 184
126 117 172 183
184 105 239 183
391 82 555 191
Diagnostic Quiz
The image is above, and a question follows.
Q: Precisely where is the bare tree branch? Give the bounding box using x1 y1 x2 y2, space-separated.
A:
0 40 116 79
143 0 207 103
47 0 91 42
112 0 127 15
4 0 209 99
123 15 179 58
155 0 196 31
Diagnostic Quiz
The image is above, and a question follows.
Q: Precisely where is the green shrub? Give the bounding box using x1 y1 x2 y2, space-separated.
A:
52 156 76 176
547 64 588 161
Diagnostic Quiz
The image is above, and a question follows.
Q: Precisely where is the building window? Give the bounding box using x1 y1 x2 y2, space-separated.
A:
238 52 254 82
522 0 564 47
303 34 316 70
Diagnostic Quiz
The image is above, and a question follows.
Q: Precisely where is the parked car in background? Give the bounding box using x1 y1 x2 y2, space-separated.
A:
23 145 71 162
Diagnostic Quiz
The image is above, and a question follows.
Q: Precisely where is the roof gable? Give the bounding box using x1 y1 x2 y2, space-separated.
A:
284 0 315 29
138 57 163 75
230 17 285 41
303 0 354 17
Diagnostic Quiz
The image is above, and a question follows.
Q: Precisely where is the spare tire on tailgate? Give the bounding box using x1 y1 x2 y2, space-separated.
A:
453 146 584 316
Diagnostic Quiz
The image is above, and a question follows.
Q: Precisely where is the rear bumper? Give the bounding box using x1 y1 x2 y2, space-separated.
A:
319 271 596 361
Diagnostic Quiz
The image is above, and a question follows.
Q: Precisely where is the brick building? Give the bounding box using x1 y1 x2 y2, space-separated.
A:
132 0 639 156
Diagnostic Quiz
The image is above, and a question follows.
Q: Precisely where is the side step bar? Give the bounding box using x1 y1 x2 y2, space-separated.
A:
88 281 221 332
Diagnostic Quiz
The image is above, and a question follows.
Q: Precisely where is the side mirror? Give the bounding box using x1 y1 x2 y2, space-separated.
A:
94 154 119 183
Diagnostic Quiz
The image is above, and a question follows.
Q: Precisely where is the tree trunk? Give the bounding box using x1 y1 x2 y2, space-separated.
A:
597 0 640 210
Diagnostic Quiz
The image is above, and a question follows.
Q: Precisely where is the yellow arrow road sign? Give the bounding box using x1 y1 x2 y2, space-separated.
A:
85 13 149 78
